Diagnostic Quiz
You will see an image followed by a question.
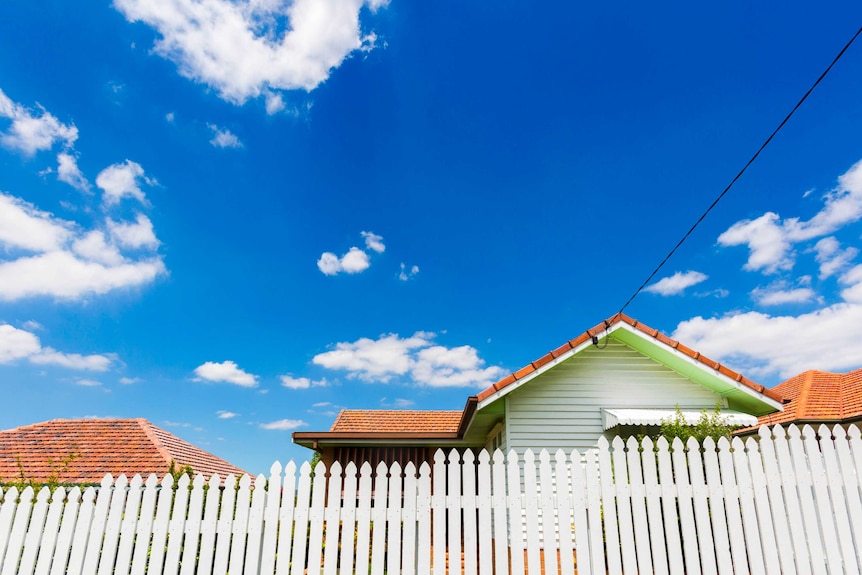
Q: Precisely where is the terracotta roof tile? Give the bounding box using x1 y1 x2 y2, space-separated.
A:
477 313 782 404
0 419 248 484
757 368 862 427
330 410 462 433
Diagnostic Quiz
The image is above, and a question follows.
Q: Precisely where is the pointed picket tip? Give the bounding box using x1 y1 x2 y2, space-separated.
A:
462 449 475 464
374 461 388 477
238 474 251 489
787 424 802 439
328 460 342 476
285 461 297 475
390 461 403 477
115 474 129 487
50 486 66 503
344 461 358 476
538 450 551 465
832 425 848 440
208 474 221 489
716 436 731 451
801 423 816 439
597 436 610 450
128 474 144 489
20 485 34 501
101 474 114 488
641 436 654 451
492 449 505 465
744 437 760 452
671 436 685 453
299 461 311 475
685 436 700 452
506 450 519 466
553 449 567 465
161 473 175 489
703 436 717 451
313 460 326 477
433 450 446 465
177 473 191 489
656 436 669 452
68 486 82 501
82 487 97 503
818 423 833 440
269 461 282 476
758 425 773 440
4 486 19 501
404 461 417 476
570 448 583 464
193 474 206 489
625 435 640 451
478 449 491 464
849 424 861 439
523 449 535 463
447 448 460 464
419 461 431 477
36 485 51 501
730 436 745 451
611 435 625 451
359 461 373 476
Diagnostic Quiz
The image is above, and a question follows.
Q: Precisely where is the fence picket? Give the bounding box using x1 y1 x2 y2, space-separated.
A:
818 424 859 574
506 450 525 575
742 437 780 575
129 475 159 575
180 475 207 575
386 462 403 575
490 451 509 575
65 486 96 575
716 437 748 573
641 437 668 575
597 437 622 575
447 449 464 575
212 474 236 575
475 451 493 575
2 485 34 575
33 487 65 575
370 461 389 575
757 426 798 575
569 449 590 575
196 474 222 575
416 462 432 575
49 487 81 575
275 463 298 575
0 487 15 569
554 449 576 575
227 474 252 575
431 451 446 575
113 475 144 575
671 438 705 575
462 450 478 575
96 474 129 575
339 462 359 575
260 462 283 575
305 465 327 575
787 425 827 573
611 437 637 574
522 450 542 575
290 465 312 575
626 435 653 574
701 437 732 574
164 473 191 574
245 473 268 575
802 424 843 573
729 437 764 574
833 426 862 569
538 450 559 575
322 462 343 575
655 438 683 575
354 462 373 575
402 462 419 575
17 486 50 575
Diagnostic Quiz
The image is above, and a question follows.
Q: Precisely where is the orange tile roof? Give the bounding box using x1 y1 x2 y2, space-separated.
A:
476 313 782 404
0 418 249 484
330 410 462 433
757 368 862 426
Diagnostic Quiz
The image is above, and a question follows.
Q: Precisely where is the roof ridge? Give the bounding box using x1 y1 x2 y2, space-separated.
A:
795 371 816 420
138 419 175 466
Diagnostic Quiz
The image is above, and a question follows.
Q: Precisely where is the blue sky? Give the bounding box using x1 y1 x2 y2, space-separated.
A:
1 1 861 474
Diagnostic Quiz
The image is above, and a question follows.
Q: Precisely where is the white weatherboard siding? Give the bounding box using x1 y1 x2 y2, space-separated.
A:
504 340 726 455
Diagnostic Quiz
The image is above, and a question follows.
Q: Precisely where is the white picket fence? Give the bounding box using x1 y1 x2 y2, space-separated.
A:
1 423 861 574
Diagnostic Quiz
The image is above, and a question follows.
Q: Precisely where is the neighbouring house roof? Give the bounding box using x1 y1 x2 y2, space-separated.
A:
0 418 249 484
754 368 862 427
331 410 463 433
293 314 784 450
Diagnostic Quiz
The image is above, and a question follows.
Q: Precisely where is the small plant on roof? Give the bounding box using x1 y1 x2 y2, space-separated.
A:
167 459 194 484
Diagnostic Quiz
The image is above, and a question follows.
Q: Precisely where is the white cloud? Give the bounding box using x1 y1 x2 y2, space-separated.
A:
208 124 243 148
398 263 419 281
165 112 175 122
0 88 78 155
216 410 239 419
113 0 388 106
193 360 258 387
259 418 307 430
108 214 160 249
317 247 370 275
0 324 114 371
719 158 862 274
312 401 331 408
313 331 506 387
57 153 92 192
0 193 74 252
265 92 285 115
75 378 103 387
813 237 859 279
644 270 707 296
280 375 328 389
361 231 385 253
96 160 154 206
751 284 817 306
0 251 166 301
119 377 140 384
0 191 166 301
380 397 415 408
21 320 43 331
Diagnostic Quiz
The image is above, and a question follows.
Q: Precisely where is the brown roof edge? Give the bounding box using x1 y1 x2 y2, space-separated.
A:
457 396 479 437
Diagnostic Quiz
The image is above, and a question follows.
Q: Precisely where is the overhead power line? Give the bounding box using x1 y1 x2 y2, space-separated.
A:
616 24 862 318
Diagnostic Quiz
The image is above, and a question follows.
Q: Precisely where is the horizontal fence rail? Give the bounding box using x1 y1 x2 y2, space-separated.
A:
1 424 861 574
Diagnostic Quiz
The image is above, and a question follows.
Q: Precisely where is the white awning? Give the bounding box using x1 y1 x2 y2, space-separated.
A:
601 408 758 430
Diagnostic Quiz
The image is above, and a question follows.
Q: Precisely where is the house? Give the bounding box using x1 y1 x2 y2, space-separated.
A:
739 367 862 433
0 418 249 484
293 314 784 467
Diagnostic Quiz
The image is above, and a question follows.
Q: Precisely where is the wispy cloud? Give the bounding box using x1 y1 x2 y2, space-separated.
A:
644 270 708 296
216 410 239 419
0 88 78 155
208 124 243 148
361 231 385 253
318 247 370 275
398 263 419 281
193 360 258 388
259 418 307 431
280 375 328 389
96 160 156 206
0 324 114 370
